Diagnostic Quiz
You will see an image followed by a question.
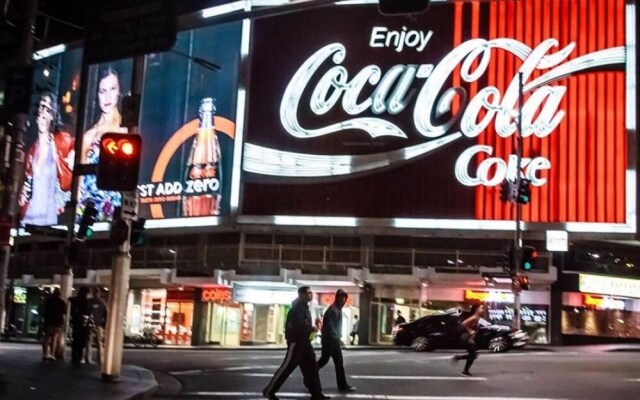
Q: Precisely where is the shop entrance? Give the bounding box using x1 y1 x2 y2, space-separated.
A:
253 304 288 344
206 303 241 346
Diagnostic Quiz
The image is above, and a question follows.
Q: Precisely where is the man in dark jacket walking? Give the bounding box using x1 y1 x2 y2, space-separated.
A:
42 288 67 361
86 287 107 364
317 289 356 392
263 286 329 400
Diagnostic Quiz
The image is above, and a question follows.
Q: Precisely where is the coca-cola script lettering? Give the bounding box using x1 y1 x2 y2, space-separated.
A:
244 31 624 188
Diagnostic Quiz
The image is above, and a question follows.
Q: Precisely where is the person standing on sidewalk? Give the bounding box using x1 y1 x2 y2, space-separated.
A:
263 286 329 400
85 287 107 364
317 289 356 393
42 288 67 361
349 315 359 345
452 304 484 376
69 287 94 366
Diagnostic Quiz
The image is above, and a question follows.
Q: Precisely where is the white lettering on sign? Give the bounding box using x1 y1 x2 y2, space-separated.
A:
245 34 625 187
369 26 433 52
579 274 640 299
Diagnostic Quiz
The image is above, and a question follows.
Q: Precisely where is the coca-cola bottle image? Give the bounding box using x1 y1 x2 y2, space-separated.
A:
182 97 222 216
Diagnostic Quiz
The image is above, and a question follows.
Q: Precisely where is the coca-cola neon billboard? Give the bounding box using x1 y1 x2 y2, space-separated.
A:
242 0 636 232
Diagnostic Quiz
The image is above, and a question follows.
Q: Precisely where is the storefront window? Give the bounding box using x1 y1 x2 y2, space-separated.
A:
562 306 640 338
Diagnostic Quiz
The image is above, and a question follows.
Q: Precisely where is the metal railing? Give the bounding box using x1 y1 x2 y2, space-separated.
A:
9 241 551 278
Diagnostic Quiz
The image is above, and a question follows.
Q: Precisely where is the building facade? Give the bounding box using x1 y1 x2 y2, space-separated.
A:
3 0 638 347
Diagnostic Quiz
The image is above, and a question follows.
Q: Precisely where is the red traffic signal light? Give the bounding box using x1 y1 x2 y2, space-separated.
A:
97 133 142 191
101 136 140 157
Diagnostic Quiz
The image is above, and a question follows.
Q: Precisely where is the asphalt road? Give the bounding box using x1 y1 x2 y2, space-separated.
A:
119 346 640 400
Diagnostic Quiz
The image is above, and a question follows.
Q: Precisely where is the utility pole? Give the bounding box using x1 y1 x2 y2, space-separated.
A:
512 72 525 331
0 0 37 332
56 58 91 359
102 54 146 381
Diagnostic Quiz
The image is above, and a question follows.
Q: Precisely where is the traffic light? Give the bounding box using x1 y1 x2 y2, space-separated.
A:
77 201 98 241
97 133 142 191
522 245 538 271
499 179 512 203
516 178 532 204
131 218 147 246
110 217 129 245
518 274 530 290
502 243 516 274
379 0 431 15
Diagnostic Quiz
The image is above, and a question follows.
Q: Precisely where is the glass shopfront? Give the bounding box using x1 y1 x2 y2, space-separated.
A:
234 286 297 345
313 292 360 345
201 287 241 346
371 287 550 344
125 288 195 345
562 292 640 339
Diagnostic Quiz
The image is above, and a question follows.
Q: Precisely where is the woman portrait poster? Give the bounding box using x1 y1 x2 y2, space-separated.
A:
19 92 75 226
77 61 132 222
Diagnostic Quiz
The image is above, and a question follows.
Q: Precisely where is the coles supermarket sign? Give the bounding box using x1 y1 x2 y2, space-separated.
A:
242 1 634 231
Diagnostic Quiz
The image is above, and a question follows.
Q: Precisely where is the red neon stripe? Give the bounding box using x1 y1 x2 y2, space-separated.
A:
562 1 579 221
605 0 616 222
595 0 606 221
587 0 597 222
615 0 625 223
557 0 569 222
470 2 485 220
452 2 463 115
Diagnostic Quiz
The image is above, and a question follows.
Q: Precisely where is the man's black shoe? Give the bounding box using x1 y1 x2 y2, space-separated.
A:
339 386 356 392
263 389 279 400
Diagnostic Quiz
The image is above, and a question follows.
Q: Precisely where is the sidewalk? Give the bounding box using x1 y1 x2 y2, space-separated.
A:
0 348 157 400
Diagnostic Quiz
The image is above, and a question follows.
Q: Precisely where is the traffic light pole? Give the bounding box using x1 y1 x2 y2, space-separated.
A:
102 54 146 381
0 0 37 333
512 72 525 331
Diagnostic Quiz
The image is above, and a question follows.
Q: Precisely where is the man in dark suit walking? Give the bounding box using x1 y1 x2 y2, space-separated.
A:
317 289 356 392
263 286 329 400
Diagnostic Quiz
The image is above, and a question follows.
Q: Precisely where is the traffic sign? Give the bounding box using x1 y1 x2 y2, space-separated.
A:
84 0 177 64
121 191 140 221
24 224 67 239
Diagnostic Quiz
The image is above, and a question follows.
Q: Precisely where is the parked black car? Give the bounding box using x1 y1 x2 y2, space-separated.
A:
393 312 528 353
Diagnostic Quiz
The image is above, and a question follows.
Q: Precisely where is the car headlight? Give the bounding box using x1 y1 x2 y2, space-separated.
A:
509 331 528 340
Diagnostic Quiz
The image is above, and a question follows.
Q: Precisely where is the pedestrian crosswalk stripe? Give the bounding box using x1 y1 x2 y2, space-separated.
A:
180 392 569 400
240 373 487 381
351 375 487 381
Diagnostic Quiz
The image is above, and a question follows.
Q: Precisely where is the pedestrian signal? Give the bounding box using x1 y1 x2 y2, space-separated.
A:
97 133 142 191
77 201 98 241
518 275 530 290
522 245 538 271
131 218 147 246
517 178 532 204
499 180 512 203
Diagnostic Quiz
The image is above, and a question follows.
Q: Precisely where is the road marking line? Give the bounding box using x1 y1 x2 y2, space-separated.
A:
220 355 288 361
351 375 487 381
170 365 280 375
224 364 279 371
241 374 487 381
170 370 206 375
624 378 640 382
180 392 568 400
